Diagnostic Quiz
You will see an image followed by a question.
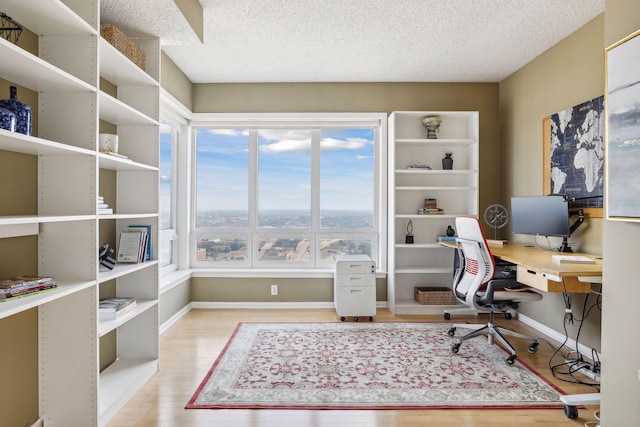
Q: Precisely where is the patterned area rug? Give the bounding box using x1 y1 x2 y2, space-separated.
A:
186 322 564 410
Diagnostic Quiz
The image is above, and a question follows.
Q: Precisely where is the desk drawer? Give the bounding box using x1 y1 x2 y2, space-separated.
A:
516 265 591 293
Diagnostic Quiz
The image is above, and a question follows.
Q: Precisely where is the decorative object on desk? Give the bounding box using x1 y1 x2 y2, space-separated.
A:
99 133 119 154
405 219 414 244
483 203 509 240
446 225 455 236
606 29 640 221
187 322 565 410
0 106 16 131
0 12 23 44
421 115 442 139
0 86 32 135
442 152 453 170
100 23 146 70
99 243 117 270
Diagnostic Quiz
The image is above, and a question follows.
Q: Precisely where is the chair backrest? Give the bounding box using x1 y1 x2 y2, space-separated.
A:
453 216 496 308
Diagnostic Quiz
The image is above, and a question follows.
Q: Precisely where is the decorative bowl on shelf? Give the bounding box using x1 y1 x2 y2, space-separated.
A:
421 116 442 139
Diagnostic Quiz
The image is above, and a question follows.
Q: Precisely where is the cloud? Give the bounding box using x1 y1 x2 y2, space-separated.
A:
321 137 370 150
260 138 311 153
205 129 249 136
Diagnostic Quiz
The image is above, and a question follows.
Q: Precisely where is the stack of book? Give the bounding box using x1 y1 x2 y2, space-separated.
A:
420 198 445 215
0 275 57 302
98 196 113 215
117 225 151 263
99 297 136 320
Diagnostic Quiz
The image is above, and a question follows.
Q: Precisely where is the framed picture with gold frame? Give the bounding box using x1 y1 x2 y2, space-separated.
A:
542 95 605 219
605 29 640 221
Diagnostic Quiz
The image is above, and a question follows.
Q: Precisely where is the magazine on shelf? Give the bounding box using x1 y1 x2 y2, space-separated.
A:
99 297 137 320
0 276 57 301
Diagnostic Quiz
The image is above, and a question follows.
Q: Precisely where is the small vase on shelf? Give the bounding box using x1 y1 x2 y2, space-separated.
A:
0 86 32 135
0 107 16 132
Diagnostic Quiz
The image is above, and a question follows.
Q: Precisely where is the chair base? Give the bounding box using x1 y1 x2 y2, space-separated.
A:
448 311 539 364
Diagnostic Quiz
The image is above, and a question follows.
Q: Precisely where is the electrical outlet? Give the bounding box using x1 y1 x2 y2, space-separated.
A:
271 284 278 295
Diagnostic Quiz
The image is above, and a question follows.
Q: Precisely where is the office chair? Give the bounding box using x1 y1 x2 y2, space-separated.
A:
447 216 542 364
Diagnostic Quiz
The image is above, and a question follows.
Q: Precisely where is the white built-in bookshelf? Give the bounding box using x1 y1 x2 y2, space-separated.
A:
0 1 160 426
387 111 478 314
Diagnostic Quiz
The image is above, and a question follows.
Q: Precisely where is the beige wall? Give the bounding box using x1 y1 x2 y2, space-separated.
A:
190 82 500 302
161 51 194 110
601 0 640 425
499 16 605 352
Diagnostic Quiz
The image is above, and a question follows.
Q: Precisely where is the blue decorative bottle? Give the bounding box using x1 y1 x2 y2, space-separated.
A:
0 107 16 132
0 86 32 135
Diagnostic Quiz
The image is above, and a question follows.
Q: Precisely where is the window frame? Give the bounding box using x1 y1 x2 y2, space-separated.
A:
189 113 387 272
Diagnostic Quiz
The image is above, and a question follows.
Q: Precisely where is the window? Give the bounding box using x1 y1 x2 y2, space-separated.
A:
192 114 386 270
159 121 178 269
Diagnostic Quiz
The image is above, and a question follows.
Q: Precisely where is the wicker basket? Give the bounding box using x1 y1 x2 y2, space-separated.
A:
414 287 458 305
100 24 146 70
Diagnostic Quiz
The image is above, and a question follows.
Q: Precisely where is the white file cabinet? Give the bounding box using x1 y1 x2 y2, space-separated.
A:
334 255 376 322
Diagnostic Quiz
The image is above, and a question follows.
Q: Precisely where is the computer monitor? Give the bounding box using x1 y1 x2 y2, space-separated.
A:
511 195 570 238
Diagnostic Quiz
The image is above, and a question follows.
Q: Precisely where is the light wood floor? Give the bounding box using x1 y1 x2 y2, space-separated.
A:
105 308 600 427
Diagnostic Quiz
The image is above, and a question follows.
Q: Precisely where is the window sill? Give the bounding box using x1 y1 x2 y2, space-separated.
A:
160 269 192 295
190 268 387 279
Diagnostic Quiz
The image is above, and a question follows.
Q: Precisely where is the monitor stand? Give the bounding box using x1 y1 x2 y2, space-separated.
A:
557 237 573 252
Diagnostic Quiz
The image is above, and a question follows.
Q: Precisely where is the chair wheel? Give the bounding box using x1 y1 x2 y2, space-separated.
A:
451 344 460 354
340 316 346 322
444 312 451 320
447 327 456 337
528 341 539 353
369 316 373 322
504 312 512 320
564 404 579 419
354 316 359 322
505 355 516 365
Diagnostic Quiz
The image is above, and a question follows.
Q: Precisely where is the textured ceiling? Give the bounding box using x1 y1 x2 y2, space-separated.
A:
101 0 605 84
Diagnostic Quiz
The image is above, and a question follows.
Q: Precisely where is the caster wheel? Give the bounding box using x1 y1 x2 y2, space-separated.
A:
564 404 579 419
340 316 346 322
444 312 451 320
505 355 516 365
505 312 513 320
447 327 456 337
451 344 460 354
528 341 539 353
369 316 373 322
354 316 359 322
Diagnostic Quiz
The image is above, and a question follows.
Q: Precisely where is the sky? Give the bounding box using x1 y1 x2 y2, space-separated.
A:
195 127 375 214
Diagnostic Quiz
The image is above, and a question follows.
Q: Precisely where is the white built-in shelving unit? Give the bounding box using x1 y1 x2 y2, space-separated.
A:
388 111 478 315
0 1 160 426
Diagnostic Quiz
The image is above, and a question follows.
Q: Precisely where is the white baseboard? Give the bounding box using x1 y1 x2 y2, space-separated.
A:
190 301 388 310
160 303 193 335
517 313 601 363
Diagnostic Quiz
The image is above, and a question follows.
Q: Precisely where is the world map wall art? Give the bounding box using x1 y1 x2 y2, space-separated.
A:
549 95 605 212
606 29 640 221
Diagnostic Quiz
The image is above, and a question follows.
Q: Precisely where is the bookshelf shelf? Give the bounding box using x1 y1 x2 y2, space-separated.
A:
0 279 96 320
98 299 158 337
0 38 95 93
